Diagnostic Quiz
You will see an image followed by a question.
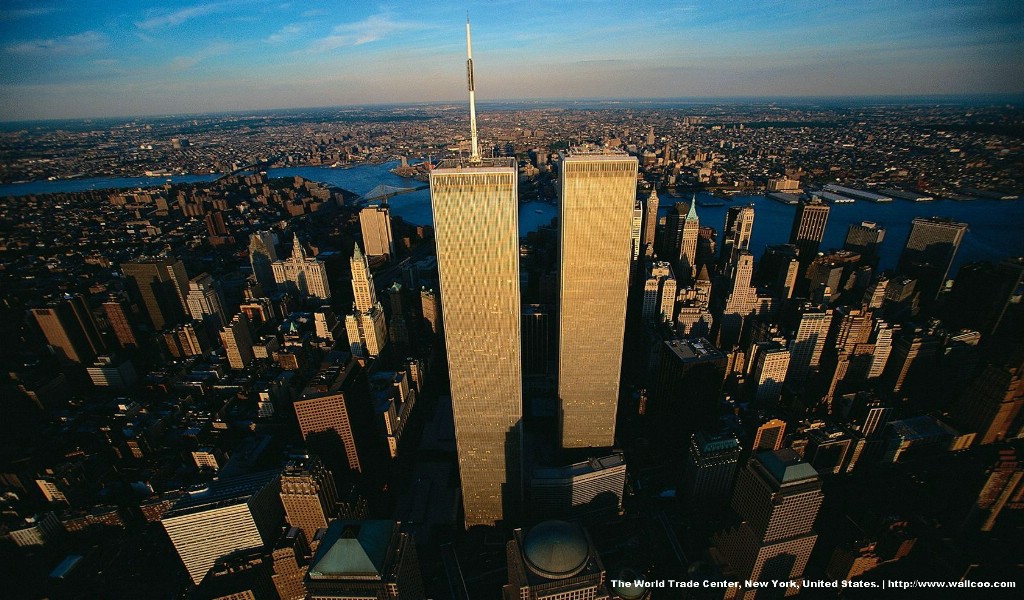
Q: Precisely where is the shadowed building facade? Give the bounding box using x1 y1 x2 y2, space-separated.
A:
558 149 638 449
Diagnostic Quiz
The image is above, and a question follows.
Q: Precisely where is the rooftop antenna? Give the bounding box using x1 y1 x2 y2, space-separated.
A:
465 17 480 163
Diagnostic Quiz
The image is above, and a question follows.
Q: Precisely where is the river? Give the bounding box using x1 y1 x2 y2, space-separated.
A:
2 162 1021 273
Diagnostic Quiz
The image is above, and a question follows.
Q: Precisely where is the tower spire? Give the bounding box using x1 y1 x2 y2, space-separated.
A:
465 18 480 163
687 193 699 221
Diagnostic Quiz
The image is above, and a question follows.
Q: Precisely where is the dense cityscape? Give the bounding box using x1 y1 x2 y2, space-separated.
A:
2 9 1024 600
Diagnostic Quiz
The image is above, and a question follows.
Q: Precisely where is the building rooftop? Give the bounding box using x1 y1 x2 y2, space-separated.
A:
663 337 726 363
308 520 396 579
522 520 591 580
757 449 819 485
434 157 515 171
163 470 279 519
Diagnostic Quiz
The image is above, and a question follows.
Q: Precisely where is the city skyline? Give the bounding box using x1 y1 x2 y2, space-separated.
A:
1 1 1022 121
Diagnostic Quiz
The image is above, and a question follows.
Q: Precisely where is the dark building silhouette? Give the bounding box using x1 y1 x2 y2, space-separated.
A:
789 196 830 269
897 216 967 302
122 257 189 330
684 432 741 507
32 294 105 364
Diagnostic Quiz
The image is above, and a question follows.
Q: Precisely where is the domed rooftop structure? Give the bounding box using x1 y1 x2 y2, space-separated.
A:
610 567 649 599
522 520 591 579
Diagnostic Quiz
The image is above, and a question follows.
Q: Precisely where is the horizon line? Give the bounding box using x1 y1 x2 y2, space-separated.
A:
2 92 1022 125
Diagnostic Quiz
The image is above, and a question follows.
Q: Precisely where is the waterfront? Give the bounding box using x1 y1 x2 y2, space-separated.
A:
2 162 1021 273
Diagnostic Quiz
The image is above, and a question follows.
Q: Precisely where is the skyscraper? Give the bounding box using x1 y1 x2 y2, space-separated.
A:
185 272 227 330
789 196 830 266
280 455 339 545
273 235 331 300
103 294 140 350
897 216 968 302
641 188 659 258
32 294 105 364
558 148 638 449
680 197 700 279
122 256 190 329
359 203 395 261
162 470 283 585
753 419 787 452
344 243 388 358
684 432 741 507
220 312 255 370
844 221 885 263
305 520 424 600
721 204 754 267
249 230 279 291
428 19 522 527
713 450 823 599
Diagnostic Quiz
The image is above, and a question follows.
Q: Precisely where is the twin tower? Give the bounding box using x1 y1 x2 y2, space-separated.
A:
430 20 639 529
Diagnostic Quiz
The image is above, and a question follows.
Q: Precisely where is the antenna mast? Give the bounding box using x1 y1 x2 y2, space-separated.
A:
466 18 480 162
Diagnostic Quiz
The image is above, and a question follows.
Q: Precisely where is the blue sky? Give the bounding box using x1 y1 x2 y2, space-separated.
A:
0 0 1021 120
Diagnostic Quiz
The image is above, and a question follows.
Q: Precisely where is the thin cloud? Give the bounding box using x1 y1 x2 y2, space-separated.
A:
6 31 108 56
0 6 56 20
169 43 233 71
135 2 230 30
308 14 426 53
267 24 303 44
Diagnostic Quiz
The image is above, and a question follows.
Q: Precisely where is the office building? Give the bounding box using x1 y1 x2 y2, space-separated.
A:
784 305 833 387
720 204 754 267
503 520 612 600
273 235 331 300
952 357 1024 446
419 287 442 337
643 261 677 323
186 272 227 330
843 221 885 263
751 343 791 405
345 243 388 358
651 338 727 433
630 198 643 263
789 196 830 267
558 147 637 449
712 450 823 599
359 203 395 260
641 188 659 257
294 392 364 474
684 432 741 506
271 528 311 600
753 419 787 452
162 470 283 585
280 455 339 544
102 294 140 349
758 244 800 299
87 354 138 389
305 520 424 600
684 198 700 278
32 294 105 364
530 453 626 521
122 256 190 329
945 258 1024 338
249 230 279 291
897 217 968 302
427 20 522 527
221 313 255 370
522 304 554 377
966 448 1024 532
